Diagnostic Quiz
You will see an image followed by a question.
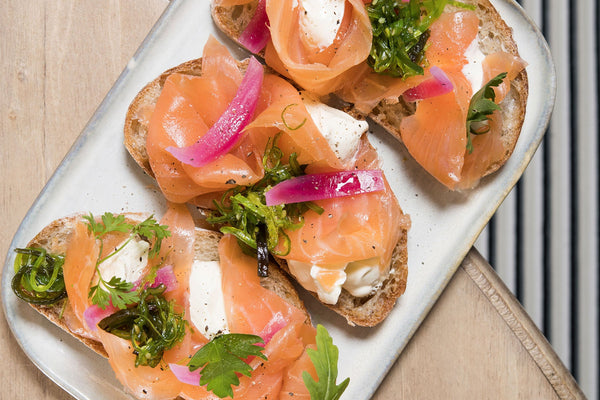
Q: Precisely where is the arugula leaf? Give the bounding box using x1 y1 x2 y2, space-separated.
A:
466 72 507 153
303 325 349 400
367 0 474 78
188 334 267 399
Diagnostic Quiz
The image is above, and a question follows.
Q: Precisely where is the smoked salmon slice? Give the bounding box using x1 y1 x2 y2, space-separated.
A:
146 37 357 207
68 204 318 400
398 10 526 189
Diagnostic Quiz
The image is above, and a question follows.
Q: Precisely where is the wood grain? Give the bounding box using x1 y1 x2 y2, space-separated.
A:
0 1 584 399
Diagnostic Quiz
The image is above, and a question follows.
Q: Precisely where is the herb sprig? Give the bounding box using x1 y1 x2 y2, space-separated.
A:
466 72 507 153
367 0 474 78
187 333 267 398
84 212 171 310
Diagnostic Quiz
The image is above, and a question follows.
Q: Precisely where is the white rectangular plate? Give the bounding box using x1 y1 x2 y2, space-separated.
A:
2 0 555 399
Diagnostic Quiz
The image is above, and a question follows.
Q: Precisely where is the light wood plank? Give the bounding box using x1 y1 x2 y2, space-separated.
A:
0 1 583 400
0 1 167 399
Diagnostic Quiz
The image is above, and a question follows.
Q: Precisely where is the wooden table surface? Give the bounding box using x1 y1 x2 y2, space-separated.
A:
0 1 585 399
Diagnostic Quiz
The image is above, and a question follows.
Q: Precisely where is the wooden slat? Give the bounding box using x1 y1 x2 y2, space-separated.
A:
374 249 585 400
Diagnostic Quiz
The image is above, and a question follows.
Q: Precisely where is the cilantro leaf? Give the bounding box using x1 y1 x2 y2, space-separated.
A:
188 334 267 399
89 276 140 310
303 325 349 400
131 215 171 257
466 72 507 153
82 212 171 310
84 212 132 238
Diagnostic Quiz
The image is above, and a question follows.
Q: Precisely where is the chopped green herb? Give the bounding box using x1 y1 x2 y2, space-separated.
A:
208 134 323 257
466 72 507 153
98 284 186 368
187 333 267 398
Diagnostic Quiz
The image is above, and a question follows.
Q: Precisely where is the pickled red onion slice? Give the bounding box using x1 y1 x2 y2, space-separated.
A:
84 304 117 331
131 265 178 292
166 57 264 167
402 66 453 102
239 0 270 53
265 170 385 206
151 265 178 292
258 312 287 344
169 363 201 386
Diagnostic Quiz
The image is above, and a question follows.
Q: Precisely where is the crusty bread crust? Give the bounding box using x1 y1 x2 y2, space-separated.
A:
123 55 410 326
211 0 529 185
20 213 308 360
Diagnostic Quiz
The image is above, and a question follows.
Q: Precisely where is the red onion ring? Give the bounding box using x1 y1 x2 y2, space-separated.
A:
402 66 454 102
239 0 270 53
265 170 385 206
166 57 264 167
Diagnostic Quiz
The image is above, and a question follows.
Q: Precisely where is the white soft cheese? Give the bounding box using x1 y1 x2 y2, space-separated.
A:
310 266 347 304
188 260 229 340
298 0 346 50
287 258 383 304
301 92 368 162
462 37 486 93
342 258 382 297
97 236 149 285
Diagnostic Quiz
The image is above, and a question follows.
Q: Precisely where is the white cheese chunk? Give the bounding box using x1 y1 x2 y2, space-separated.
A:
342 258 382 297
462 37 486 93
301 92 368 162
287 258 383 304
298 0 346 50
97 236 149 286
310 265 347 304
189 260 229 340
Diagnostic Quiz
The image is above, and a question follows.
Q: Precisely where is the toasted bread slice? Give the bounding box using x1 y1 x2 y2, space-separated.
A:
123 57 409 326
18 212 308 358
211 0 529 186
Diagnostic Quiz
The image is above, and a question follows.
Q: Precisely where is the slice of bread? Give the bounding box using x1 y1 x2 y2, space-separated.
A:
17 212 308 359
123 57 409 327
211 0 529 186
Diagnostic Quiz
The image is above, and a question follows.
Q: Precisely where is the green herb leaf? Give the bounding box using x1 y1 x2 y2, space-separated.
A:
89 276 140 310
84 212 132 238
303 325 349 400
207 134 322 258
188 334 267 398
367 0 474 78
130 215 171 257
83 212 171 310
466 72 507 153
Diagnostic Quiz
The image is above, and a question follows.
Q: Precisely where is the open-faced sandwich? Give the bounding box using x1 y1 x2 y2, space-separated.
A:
211 0 528 190
124 37 410 327
10 203 351 399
